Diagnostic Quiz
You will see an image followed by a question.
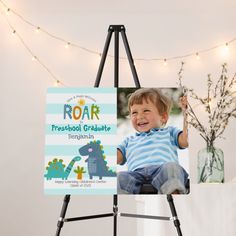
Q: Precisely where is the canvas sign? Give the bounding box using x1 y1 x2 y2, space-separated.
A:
45 88 117 195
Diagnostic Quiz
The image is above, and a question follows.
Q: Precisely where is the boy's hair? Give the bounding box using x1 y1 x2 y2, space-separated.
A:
128 88 172 116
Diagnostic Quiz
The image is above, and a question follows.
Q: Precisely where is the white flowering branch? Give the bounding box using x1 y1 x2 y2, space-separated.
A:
178 62 236 147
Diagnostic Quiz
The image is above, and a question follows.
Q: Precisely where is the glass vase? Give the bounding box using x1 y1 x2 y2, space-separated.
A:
197 146 224 183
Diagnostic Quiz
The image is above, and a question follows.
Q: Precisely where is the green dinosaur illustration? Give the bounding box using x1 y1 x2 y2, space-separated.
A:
44 156 81 180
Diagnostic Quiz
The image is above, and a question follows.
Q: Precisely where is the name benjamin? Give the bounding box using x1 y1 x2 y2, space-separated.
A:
68 134 94 140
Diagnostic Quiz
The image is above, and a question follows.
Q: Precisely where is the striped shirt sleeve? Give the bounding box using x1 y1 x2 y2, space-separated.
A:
169 126 184 149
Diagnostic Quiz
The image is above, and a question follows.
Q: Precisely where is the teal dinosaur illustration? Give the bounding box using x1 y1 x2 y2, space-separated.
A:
79 140 116 180
44 156 81 180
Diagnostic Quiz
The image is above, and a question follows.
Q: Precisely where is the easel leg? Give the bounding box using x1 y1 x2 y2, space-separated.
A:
167 195 182 236
120 28 140 88
113 195 118 236
94 27 113 87
55 195 71 236
114 30 119 87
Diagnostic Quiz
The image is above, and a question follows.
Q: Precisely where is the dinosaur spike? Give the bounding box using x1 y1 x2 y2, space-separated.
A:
45 156 80 180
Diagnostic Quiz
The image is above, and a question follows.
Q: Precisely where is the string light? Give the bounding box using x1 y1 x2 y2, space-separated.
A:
6 7 10 15
225 42 229 51
54 80 60 87
64 42 70 49
195 52 200 60
0 8 68 87
35 26 40 33
1 0 236 87
0 0 235 63
163 59 167 66
220 42 230 57
31 56 37 61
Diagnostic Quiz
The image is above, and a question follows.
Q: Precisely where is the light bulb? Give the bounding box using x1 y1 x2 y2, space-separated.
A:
35 27 40 33
6 8 10 15
64 42 70 49
196 52 200 60
163 59 167 66
225 43 229 51
220 42 229 57
54 80 60 87
32 56 38 61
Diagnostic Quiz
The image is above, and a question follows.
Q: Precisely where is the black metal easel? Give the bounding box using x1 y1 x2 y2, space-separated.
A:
55 25 183 236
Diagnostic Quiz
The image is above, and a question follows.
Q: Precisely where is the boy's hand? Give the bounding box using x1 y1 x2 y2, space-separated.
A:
117 149 124 165
179 96 188 112
178 96 188 148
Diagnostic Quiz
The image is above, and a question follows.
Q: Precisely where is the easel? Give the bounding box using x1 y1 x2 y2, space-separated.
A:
55 25 183 236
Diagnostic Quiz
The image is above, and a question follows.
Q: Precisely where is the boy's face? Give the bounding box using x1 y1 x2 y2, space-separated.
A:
130 99 166 132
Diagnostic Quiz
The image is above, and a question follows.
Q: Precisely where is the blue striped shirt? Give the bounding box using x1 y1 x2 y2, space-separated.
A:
118 126 183 171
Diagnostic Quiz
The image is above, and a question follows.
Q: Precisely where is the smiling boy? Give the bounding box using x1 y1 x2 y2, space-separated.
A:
117 88 188 194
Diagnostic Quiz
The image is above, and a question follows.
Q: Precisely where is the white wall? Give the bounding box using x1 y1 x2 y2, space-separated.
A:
1 0 236 235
